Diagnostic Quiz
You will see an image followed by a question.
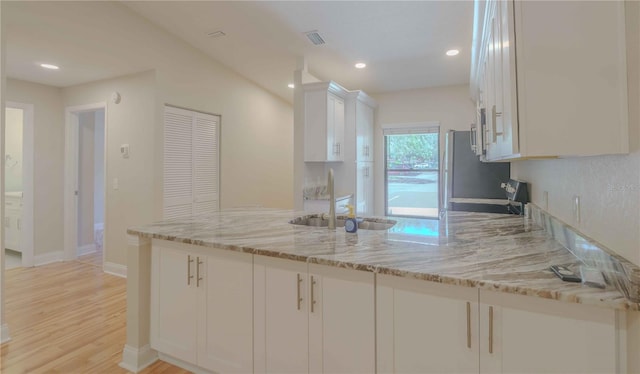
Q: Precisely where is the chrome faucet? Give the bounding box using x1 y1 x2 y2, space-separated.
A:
328 168 336 229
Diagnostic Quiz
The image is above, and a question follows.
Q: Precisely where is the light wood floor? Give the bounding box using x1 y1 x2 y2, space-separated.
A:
1 255 191 374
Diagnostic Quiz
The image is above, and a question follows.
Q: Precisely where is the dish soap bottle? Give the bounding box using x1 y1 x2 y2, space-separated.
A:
345 205 358 233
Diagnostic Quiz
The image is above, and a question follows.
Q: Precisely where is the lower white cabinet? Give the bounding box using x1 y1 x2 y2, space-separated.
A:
377 274 621 373
479 290 618 374
377 274 479 373
150 239 253 373
254 257 375 373
4 193 23 252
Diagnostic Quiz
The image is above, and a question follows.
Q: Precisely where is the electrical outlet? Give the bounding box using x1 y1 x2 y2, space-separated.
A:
573 195 580 224
113 177 119 190
542 191 549 210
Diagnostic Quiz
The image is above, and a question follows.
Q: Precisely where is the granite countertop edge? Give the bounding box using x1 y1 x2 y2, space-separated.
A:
127 210 640 312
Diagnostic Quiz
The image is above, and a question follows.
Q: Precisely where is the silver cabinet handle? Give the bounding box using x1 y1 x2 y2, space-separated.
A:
187 255 194 285
491 105 503 142
17 218 21 230
296 273 303 310
489 306 494 354
467 302 472 348
196 257 203 287
310 276 317 313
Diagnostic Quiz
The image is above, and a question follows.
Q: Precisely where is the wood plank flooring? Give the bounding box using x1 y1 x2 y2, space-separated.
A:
1 256 190 374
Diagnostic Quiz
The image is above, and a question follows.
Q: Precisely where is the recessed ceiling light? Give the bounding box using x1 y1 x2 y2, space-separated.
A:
446 49 460 56
355 63 366 69
288 83 295 88
40 63 59 70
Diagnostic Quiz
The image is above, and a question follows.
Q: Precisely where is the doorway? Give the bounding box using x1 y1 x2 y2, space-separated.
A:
384 126 440 218
64 103 106 267
4 102 34 269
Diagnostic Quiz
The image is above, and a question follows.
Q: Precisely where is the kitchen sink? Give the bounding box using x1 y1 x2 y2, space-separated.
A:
289 215 397 230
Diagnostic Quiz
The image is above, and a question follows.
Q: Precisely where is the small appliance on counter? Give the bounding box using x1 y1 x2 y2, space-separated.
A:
502 178 529 215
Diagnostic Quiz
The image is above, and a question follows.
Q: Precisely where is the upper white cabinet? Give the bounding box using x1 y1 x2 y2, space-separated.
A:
304 82 348 162
471 0 629 160
355 94 375 162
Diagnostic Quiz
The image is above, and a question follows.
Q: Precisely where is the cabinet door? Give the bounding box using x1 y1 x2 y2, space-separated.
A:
150 242 198 364
377 274 479 373
328 93 345 162
356 102 374 162
479 290 618 373
255 257 309 373
357 162 374 217
308 264 375 374
497 0 518 157
197 249 253 373
356 163 367 216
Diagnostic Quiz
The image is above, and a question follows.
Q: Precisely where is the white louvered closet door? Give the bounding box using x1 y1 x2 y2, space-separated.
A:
164 106 220 219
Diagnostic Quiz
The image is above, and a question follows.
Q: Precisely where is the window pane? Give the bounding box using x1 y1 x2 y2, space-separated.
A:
385 132 439 218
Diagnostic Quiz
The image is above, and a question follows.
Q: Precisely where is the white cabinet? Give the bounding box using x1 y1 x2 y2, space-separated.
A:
308 263 375 374
150 240 253 373
254 256 309 373
4 193 23 252
355 98 374 162
472 0 628 160
254 257 375 373
479 290 618 374
377 274 479 373
356 162 374 217
304 82 348 162
377 274 621 373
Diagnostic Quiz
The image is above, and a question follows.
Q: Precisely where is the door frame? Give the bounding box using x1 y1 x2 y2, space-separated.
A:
64 102 107 263
5 101 34 267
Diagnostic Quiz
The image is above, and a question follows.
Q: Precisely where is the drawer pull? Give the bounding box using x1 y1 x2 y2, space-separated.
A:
196 257 203 287
187 255 194 285
489 306 494 354
466 302 471 349
296 273 303 310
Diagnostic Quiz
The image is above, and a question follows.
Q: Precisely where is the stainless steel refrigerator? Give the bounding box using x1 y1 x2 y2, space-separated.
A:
441 130 510 214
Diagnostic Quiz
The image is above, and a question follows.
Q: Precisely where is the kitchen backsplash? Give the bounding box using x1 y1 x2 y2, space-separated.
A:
528 204 640 304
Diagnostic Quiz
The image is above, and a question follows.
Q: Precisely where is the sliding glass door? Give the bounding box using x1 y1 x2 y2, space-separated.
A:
384 127 439 218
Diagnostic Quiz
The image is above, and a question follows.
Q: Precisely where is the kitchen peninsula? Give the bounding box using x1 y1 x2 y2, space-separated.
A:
120 207 640 373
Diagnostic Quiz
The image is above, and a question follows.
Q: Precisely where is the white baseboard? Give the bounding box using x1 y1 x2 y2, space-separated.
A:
77 243 97 257
158 352 212 374
34 251 64 266
94 222 104 231
104 261 127 278
119 344 158 373
1 323 10 344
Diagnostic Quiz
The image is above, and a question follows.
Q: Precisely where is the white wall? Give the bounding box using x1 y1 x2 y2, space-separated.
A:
6 79 64 257
58 1 293 267
511 1 640 267
4 107 22 192
372 84 476 215
63 71 156 267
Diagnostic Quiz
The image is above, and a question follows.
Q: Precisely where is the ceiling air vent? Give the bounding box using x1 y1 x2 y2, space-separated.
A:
207 30 226 38
304 30 325 45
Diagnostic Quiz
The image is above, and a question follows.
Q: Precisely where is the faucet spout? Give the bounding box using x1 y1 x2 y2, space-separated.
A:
328 168 336 229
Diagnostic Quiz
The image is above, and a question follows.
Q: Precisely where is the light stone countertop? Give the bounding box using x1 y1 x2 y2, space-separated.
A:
128 207 640 311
